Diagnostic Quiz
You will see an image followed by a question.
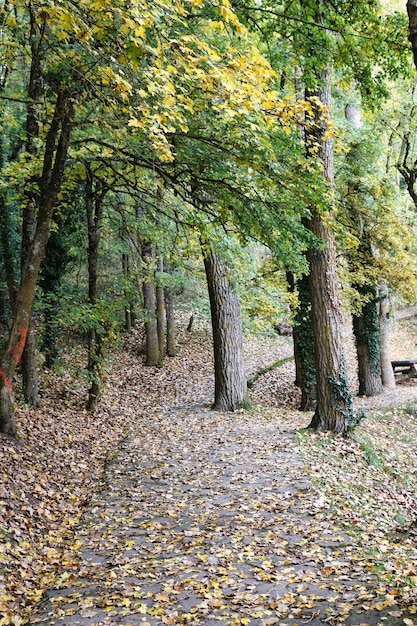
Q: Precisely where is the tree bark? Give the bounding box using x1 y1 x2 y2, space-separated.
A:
203 249 247 411
142 243 159 366
292 273 316 411
85 164 107 411
165 285 177 357
352 285 383 397
122 253 132 332
17 18 44 406
305 67 354 434
21 315 39 406
20 186 39 407
407 0 417 70
379 281 396 389
156 257 166 360
142 281 159 366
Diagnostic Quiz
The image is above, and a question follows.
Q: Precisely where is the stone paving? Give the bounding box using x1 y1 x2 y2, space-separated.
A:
28 404 411 626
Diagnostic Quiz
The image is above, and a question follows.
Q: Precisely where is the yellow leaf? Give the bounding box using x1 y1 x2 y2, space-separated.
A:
155 592 170 602
128 117 142 128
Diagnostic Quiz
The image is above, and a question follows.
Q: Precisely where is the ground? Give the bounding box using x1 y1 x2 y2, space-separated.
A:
1 314 417 626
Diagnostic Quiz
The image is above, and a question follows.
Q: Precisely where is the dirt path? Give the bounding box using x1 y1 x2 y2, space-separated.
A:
23 323 417 626
29 399 413 626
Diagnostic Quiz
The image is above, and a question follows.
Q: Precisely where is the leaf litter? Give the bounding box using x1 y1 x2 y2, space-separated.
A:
2 319 417 625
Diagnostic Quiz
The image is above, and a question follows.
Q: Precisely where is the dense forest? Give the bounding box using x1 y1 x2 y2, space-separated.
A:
0 0 417 436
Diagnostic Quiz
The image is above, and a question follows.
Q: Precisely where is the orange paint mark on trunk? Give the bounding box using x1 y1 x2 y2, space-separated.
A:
13 327 28 366
0 369 12 396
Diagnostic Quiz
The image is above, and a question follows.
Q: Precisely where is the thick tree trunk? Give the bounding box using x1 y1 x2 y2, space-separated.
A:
305 68 354 435
293 274 316 411
352 285 383 396
203 249 247 411
306 214 353 434
0 88 74 435
379 281 396 389
352 284 383 397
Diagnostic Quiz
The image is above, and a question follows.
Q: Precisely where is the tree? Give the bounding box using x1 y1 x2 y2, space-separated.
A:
85 164 109 410
302 58 354 434
203 246 247 411
338 120 383 397
338 101 416 393
0 84 75 434
141 242 160 367
0 0 285 433
288 273 316 411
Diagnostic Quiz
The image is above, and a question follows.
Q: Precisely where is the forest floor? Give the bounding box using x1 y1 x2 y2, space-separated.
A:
2 314 417 625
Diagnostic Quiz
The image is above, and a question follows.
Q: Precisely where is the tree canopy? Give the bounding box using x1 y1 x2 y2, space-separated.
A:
0 0 416 435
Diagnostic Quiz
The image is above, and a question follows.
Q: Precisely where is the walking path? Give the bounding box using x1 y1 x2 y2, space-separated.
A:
29 400 412 626
25 325 417 626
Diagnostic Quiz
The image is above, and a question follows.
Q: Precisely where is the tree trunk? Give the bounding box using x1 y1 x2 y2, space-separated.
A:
0 194 17 315
122 253 132 333
156 257 166 360
293 274 316 411
203 249 247 411
352 285 383 397
21 314 39 406
305 67 354 435
286 272 301 387
379 281 396 389
19 10 44 406
165 285 177 357
0 87 75 435
85 164 107 411
20 179 39 407
142 243 159 366
40 229 70 368
142 280 159 366
408 0 417 70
